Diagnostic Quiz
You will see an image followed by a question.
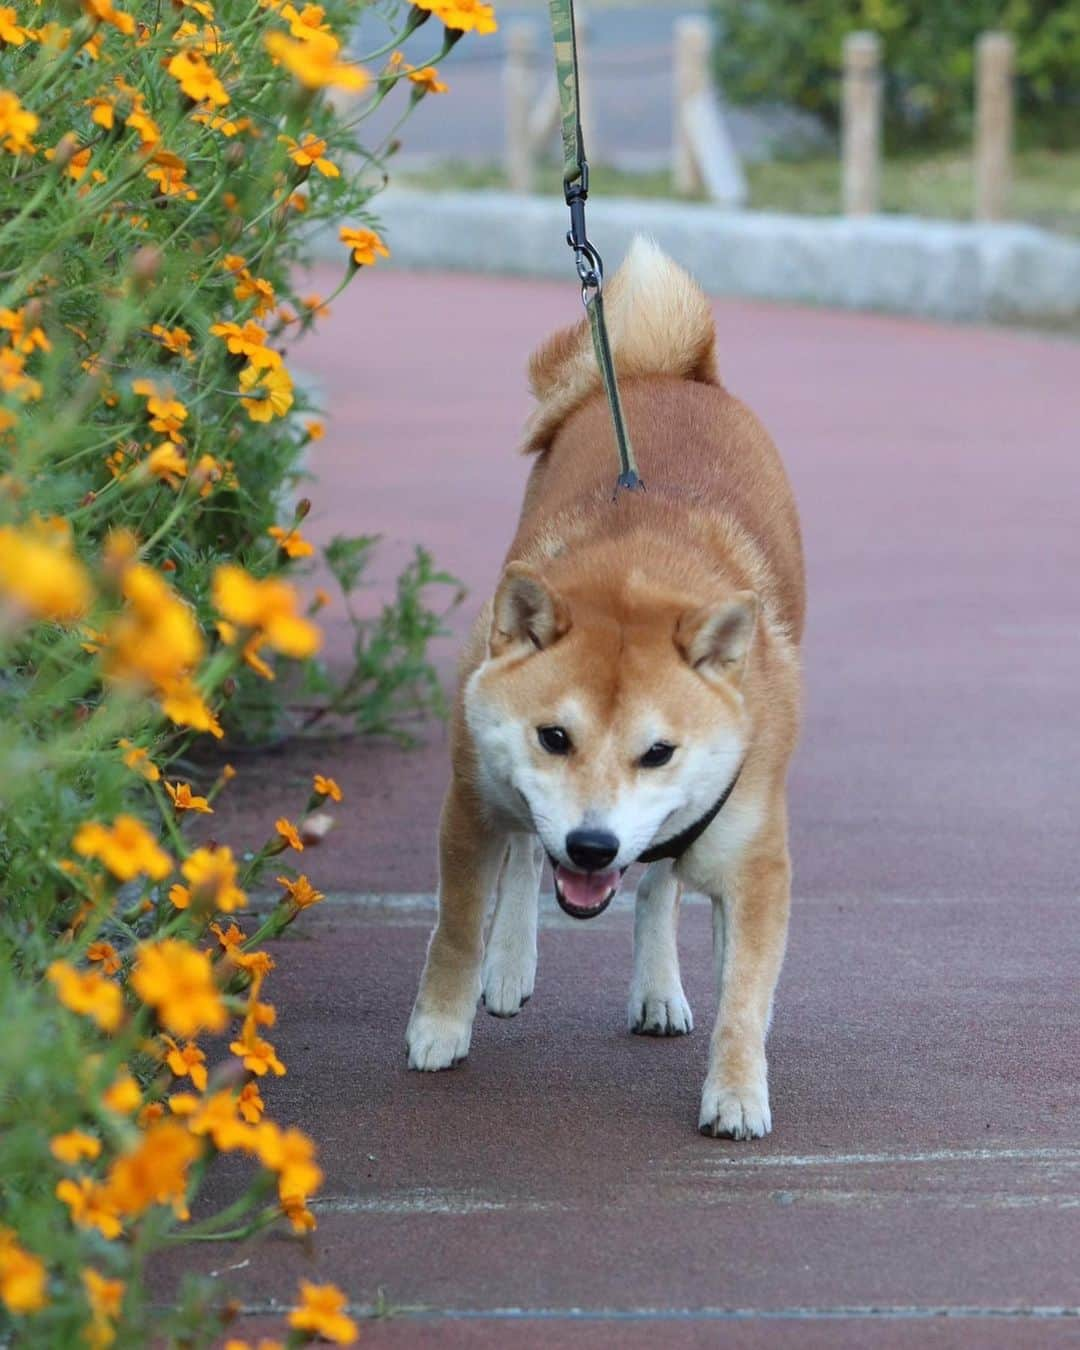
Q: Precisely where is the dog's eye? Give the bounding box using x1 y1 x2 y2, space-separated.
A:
537 725 572 755
640 741 675 768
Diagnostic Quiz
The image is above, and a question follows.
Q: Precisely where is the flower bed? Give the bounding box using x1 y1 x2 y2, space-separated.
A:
0 0 493 1343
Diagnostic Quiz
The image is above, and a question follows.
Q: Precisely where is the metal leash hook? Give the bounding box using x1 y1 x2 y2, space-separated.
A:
561 166 644 496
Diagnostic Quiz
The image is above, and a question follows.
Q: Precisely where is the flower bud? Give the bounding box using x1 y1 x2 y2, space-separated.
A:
294 497 311 521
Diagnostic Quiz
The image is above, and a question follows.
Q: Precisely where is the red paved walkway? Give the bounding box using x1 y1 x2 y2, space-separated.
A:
199 267 1080 1346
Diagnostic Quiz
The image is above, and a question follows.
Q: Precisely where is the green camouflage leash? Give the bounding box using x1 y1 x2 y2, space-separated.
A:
547 0 643 495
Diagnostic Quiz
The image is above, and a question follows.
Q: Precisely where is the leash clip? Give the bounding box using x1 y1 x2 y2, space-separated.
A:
564 167 603 300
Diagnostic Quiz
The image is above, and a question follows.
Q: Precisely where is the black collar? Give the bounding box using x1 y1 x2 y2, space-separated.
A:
636 765 743 865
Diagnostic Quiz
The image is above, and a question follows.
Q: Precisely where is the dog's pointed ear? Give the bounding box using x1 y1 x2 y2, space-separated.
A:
676 591 758 683
490 563 570 657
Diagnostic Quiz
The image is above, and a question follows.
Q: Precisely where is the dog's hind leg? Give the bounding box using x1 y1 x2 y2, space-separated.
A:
407 782 509 1071
628 860 693 1036
482 833 543 1017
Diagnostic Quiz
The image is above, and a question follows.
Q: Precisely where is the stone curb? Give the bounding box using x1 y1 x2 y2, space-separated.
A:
325 188 1080 322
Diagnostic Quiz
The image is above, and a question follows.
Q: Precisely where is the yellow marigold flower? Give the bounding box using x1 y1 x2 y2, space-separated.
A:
0 524 92 623
168 1092 199 1117
213 564 321 658
282 1193 317 1233
47 961 124 1033
340 225 390 267
0 90 38 155
55 1177 122 1240
119 739 160 782
265 31 369 91
104 563 206 712
162 1035 208 1091
167 49 229 106
126 106 160 147
209 319 279 365
242 633 275 681
131 939 227 1037
86 93 115 129
83 1269 125 1346
105 1120 200 1220
414 0 497 33
313 774 342 802
288 1281 357 1345
87 940 121 975
131 379 188 439
168 882 191 909
146 441 188 488
0 306 51 354
0 7 27 44
180 846 246 912
233 271 276 318
165 781 213 814
239 361 293 422
73 815 172 882
275 817 304 852
281 1 335 44
82 0 136 34
238 1081 264 1123
150 324 193 359
210 919 244 952
0 1230 48 1315
146 151 197 200
280 132 339 178
159 677 223 738
0 348 43 401
267 524 314 558
50 1130 102 1165
255 1123 323 1200
277 873 324 909
407 64 448 94
187 1089 256 1151
230 1032 286 1077
103 1068 141 1115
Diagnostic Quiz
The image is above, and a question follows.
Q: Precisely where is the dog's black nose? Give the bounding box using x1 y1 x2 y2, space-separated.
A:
565 828 619 871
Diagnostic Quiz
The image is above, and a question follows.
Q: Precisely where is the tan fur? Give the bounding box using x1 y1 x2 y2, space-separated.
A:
407 237 805 1140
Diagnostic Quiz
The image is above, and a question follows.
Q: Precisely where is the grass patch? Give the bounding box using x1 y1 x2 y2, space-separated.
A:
402 148 1080 237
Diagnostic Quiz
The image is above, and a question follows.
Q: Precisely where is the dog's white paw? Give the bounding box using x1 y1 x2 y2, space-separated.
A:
698 1077 771 1139
406 1012 471 1071
481 949 535 1018
628 984 693 1037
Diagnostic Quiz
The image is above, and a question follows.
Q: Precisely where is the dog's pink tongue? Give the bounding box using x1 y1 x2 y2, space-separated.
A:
555 865 619 911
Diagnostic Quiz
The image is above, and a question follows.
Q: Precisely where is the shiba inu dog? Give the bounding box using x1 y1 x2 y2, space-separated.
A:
406 238 804 1139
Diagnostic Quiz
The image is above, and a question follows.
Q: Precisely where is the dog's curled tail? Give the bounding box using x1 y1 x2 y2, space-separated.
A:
521 234 717 455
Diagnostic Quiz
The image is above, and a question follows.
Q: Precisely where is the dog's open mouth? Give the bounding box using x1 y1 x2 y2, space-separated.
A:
552 862 626 920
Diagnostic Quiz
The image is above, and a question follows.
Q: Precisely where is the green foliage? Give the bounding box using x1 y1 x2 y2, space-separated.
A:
712 0 1080 147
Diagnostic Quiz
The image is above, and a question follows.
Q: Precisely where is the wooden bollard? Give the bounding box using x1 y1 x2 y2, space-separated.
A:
673 16 710 195
504 21 537 194
842 31 882 217
974 31 1014 222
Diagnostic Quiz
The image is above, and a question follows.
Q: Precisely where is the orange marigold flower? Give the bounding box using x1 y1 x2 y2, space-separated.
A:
165 781 213 814
407 64 448 94
47 961 124 1033
209 920 244 952
238 1081 264 1123
167 49 229 105
413 0 496 33
280 132 339 177
275 818 303 852
288 1281 357 1345
213 565 321 658
265 31 369 91
105 1120 200 1220
55 1177 122 1240
277 873 324 909
103 1068 141 1115
131 939 227 1037
267 524 314 559
0 7 28 44
181 846 246 912
305 418 325 440
0 91 37 156
209 319 279 366
146 441 188 488
282 1193 317 1233
238 361 293 422
73 815 172 882
168 883 191 909
87 940 121 975
50 1130 102 1165
187 1089 257 1151
162 1035 208 1091
0 523 92 623
0 1230 48 1315
255 1122 323 1201
313 774 342 802
150 324 193 359
339 225 389 267
131 379 188 439
82 0 136 34
119 739 160 782
230 1033 286 1077
83 1269 125 1345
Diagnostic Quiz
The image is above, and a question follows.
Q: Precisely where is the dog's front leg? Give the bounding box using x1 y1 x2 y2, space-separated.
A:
407 782 509 1071
628 860 693 1036
482 833 543 1017
698 819 791 1139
